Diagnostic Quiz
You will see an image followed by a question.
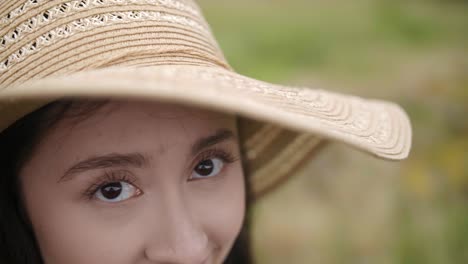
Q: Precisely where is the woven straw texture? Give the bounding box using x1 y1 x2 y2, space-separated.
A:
0 0 412 198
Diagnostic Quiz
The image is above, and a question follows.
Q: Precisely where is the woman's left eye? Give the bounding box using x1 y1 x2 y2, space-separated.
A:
95 181 140 203
191 157 225 180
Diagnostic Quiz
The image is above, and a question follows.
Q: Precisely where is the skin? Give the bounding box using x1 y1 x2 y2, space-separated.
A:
19 100 246 264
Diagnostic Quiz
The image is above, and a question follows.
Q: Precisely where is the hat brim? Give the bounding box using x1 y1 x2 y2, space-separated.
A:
0 64 412 160
0 65 412 198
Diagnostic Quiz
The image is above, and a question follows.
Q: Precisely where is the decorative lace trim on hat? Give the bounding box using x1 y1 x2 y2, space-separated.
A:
0 0 201 50
0 10 207 73
1 0 198 27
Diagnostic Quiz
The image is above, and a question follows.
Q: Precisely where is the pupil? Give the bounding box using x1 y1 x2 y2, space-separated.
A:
101 182 122 199
195 159 214 176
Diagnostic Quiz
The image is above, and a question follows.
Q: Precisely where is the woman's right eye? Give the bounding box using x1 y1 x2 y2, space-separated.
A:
95 181 141 203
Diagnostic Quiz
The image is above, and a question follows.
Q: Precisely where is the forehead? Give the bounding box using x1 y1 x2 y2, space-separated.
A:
35 99 236 156
56 99 237 131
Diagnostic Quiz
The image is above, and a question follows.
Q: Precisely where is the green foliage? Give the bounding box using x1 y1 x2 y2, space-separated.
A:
199 0 468 263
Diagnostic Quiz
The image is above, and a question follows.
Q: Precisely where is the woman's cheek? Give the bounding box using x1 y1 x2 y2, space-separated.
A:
30 198 145 264
190 164 246 257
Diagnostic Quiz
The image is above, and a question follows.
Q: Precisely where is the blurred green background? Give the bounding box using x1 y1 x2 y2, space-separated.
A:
198 0 468 263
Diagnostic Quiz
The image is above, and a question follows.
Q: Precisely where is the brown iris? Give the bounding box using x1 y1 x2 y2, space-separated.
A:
195 159 214 176
101 182 122 199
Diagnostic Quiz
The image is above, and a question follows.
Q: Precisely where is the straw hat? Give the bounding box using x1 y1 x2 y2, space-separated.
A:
0 0 412 198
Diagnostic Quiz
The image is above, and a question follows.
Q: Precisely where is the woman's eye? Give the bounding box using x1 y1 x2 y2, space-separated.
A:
95 181 140 203
191 158 224 180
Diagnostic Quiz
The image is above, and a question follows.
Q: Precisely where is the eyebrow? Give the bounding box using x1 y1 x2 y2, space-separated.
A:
58 129 235 183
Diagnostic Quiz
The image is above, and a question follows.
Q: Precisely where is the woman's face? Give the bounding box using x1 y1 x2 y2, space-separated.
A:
19 100 246 264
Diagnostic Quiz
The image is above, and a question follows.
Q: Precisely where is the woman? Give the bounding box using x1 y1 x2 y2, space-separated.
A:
0 0 412 263
1 99 253 263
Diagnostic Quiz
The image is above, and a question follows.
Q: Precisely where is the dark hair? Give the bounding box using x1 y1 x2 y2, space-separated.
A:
0 99 254 264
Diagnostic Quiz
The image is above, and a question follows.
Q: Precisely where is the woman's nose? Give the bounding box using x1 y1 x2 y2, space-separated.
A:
143 195 210 263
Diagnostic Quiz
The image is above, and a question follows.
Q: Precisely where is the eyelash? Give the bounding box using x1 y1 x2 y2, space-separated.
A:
82 170 137 201
82 148 239 200
188 147 239 181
